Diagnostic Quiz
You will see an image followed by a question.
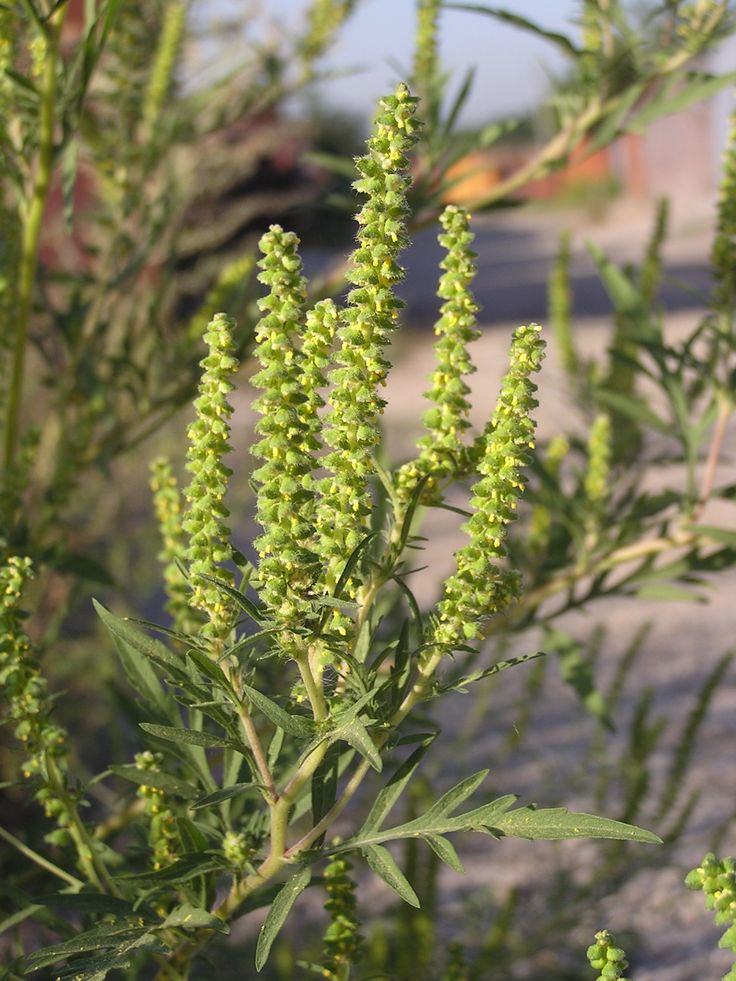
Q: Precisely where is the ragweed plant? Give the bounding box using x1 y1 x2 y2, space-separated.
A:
2 85 664 981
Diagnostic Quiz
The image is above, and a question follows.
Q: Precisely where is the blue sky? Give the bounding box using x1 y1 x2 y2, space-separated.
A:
273 0 578 125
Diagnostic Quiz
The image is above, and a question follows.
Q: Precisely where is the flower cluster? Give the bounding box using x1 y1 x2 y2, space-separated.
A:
251 226 321 621
686 852 736 976
431 324 545 650
134 751 177 870
182 312 238 645
321 855 363 979
398 204 480 504
586 930 630 981
150 457 195 633
222 830 252 871
0 557 70 834
316 83 420 592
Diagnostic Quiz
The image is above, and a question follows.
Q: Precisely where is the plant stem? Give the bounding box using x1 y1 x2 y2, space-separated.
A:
3 7 66 475
0 825 83 890
229 668 278 803
694 398 732 521
297 650 327 721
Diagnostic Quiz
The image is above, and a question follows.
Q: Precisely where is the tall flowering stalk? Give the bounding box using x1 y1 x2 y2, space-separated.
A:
0 558 68 827
182 313 238 646
316 83 420 594
712 106 736 312
584 413 612 514
398 204 480 504
141 1 186 134
150 456 195 633
431 324 545 650
413 0 442 116
251 226 321 623
321 855 363 980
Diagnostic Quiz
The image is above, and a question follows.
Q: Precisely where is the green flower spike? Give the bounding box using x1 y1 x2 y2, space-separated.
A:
712 107 736 311
584 413 612 511
413 0 442 112
134 751 177 870
398 204 480 504
321 855 363 980
0 557 70 833
187 252 255 343
251 226 323 623
317 83 420 595
528 433 569 550
301 0 356 73
150 457 196 633
141 1 186 133
586 930 630 981
432 324 545 650
182 312 239 646
686 852 736 977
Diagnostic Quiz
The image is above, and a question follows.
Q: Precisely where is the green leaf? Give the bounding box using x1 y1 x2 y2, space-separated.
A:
24 920 149 971
185 647 234 693
94 601 180 669
492 806 662 844
587 241 642 312
255 866 311 972
198 573 268 624
240 684 314 738
446 3 579 56
546 630 613 730
424 834 464 873
139 723 230 749
332 531 381 602
116 854 225 887
435 651 544 694
595 389 670 433
425 770 489 819
635 584 705 603
692 525 736 549
626 71 736 134
109 765 198 798
311 744 340 833
360 739 435 835
363 844 419 907
338 775 660 852
588 82 646 153
161 903 229 934
337 717 382 772
94 603 172 718
190 783 257 810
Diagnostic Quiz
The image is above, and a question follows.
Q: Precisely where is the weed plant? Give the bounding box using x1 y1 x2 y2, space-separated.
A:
2 2 736 979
